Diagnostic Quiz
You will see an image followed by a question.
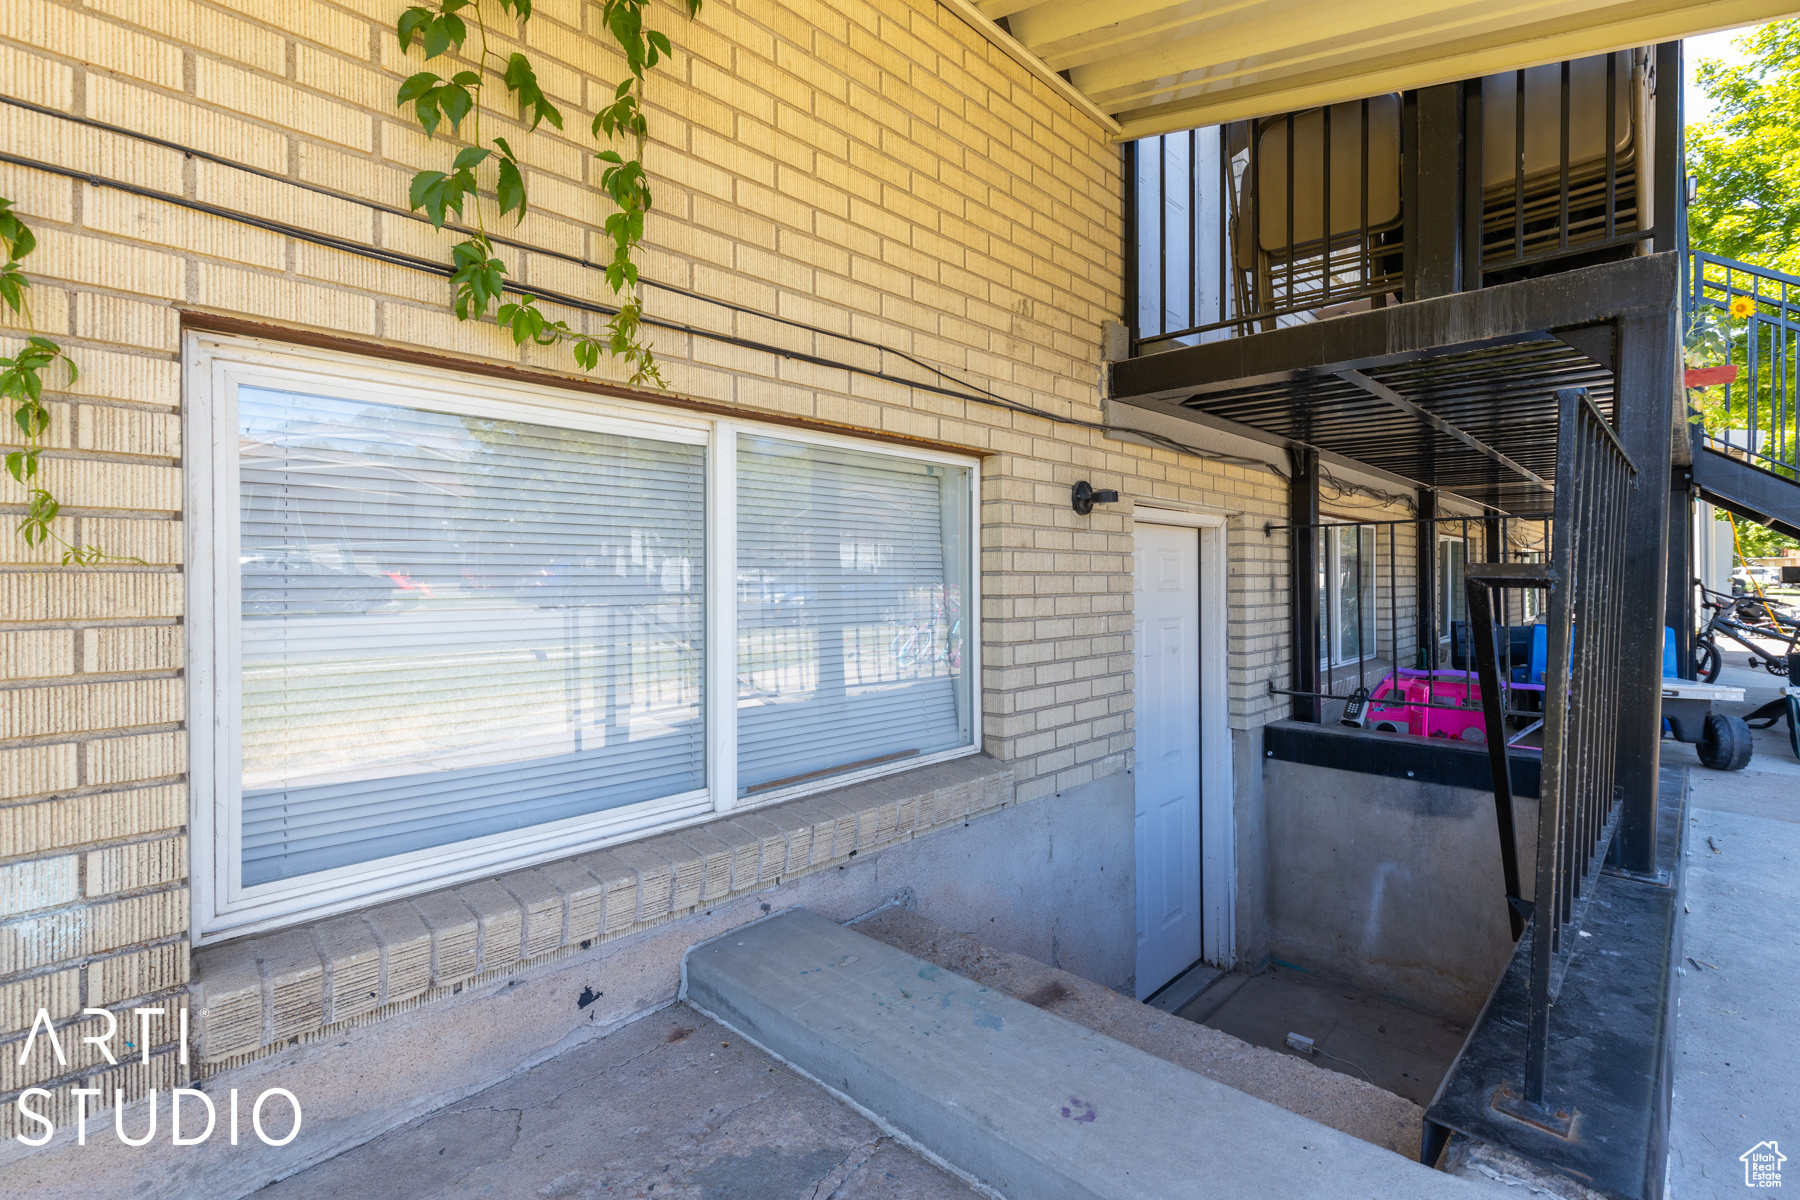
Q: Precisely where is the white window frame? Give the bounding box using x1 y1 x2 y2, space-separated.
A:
1438 531 1470 639
186 333 982 942
1318 523 1378 669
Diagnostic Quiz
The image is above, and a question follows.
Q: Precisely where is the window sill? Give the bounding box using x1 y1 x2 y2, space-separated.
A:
191 754 1013 1065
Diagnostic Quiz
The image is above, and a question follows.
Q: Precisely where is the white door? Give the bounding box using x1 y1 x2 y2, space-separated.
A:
1133 523 1204 999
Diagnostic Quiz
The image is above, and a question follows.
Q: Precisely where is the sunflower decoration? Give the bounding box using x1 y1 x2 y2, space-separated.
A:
1729 294 1757 319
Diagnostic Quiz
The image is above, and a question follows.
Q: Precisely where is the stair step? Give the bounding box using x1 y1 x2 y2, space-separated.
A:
682 908 1491 1200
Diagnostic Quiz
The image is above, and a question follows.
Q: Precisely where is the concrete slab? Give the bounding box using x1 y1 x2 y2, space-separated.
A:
855 907 1424 1157
1666 734 1800 1198
1195 966 1472 1108
684 908 1499 1200
248 1005 981 1200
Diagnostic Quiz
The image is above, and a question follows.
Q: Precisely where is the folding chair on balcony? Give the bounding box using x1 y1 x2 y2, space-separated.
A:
1476 50 1650 273
1234 94 1404 330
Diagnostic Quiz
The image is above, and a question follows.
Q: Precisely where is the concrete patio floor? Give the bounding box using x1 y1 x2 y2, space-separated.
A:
1663 651 1800 1199
251 1004 982 1200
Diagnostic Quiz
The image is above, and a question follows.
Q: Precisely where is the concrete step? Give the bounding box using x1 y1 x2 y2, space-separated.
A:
683 907 1497 1200
852 907 1424 1158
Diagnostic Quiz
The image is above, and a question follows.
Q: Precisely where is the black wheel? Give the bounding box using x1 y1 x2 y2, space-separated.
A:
1697 712 1754 771
1693 638 1723 683
1788 695 1800 761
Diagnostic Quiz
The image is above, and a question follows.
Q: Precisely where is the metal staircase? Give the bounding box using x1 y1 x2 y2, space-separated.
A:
1687 253 1800 539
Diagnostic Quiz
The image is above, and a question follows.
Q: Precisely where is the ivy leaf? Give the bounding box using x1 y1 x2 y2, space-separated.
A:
437 81 474 133
0 216 35 262
409 168 478 227
396 6 434 51
503 54 563 131
397 71 442 103
452 146 490 171
497 0 534 18
25 487 59 528
449 238 508 320
495 296 567 346
422 13 469 59
496 156 526 220
409 170 448 221
0 263 27 314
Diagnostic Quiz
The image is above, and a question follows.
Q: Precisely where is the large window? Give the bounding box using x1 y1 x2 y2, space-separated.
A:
189 338 978 938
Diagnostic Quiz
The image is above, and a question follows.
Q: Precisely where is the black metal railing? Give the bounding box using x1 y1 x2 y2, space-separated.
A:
1471 54 1648 278
1133 101 1403 350
1687 251 1800 481
1265 510 1554 727
1465 387 1637 1124
1131 50 1653 353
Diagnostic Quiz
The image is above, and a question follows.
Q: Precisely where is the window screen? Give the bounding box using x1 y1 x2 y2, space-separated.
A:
237 388 705 886
735 435 972 795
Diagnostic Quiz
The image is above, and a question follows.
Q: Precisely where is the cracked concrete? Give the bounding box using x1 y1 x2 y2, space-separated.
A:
249 1006 981 1200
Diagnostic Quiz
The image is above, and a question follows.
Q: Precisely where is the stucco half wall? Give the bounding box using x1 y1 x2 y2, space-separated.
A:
1263 757 1538 1023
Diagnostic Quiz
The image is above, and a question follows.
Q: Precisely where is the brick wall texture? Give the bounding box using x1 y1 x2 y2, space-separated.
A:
0 0 1300 1122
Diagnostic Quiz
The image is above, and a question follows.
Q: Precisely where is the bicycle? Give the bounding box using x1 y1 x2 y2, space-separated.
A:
1694 584 1800 682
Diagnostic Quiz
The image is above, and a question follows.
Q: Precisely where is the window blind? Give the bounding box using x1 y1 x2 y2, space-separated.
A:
237 387 705 886
736 435 972 794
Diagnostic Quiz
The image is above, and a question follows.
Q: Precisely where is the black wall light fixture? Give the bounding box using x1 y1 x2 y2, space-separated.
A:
1071 481 1119 515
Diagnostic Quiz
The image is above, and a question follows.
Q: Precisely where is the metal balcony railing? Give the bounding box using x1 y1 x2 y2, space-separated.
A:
1265 509 1554 729
1464 387 1638 1124
1687 252 1800 482
1130 50 1656 354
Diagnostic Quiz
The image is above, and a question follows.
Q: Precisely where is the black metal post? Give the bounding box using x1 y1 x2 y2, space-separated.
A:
1407 83 1464 300
1290 445 1322 722
1465 567 1541 941
1654 42 1683 256
1667 470 1696 680
1416 488 1438 668
1122 140 1139 347
1610 309 1678 876
1462 80 1484 290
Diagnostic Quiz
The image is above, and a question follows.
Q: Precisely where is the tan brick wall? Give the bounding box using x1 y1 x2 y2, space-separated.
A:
0 0 1298 1120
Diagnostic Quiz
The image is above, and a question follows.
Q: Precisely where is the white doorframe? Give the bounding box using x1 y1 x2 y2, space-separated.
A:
1132 507 1236 968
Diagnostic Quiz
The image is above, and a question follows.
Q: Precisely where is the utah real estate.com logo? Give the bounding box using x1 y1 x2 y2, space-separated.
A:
1742 1141 1786 1189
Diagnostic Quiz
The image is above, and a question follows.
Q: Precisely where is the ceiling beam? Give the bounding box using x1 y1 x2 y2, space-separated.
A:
1335 369 1550 487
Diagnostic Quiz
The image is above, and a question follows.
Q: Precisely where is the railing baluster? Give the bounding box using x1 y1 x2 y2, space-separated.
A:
1322 104 1333 308
1558 61 1571 253
1605 53 1617 240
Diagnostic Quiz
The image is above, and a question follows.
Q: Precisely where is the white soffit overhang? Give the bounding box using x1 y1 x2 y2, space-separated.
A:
943 0 1800 140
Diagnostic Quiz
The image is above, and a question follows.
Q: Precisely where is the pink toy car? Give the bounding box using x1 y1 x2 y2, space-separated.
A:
1363 669 1489 742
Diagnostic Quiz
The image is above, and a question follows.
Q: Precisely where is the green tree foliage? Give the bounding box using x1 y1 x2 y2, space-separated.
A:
1719 507 1799 558
1687 20 1800 274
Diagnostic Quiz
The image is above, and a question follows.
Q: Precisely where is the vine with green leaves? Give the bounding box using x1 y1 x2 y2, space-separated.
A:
395 0 700 388
0 198 114 565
